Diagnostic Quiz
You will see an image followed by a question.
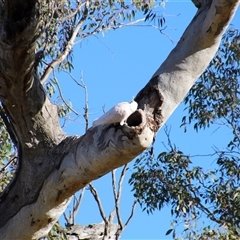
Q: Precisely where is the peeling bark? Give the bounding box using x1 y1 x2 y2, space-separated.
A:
0 0 239 239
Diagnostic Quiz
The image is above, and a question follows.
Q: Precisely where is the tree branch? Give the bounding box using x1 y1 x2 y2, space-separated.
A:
63 188 85 227
136 0 240 127
61 70 89 130
52 69 79 115
0 1 239 239
88 183 107 223
191 0 202 8
61 1 87 23
0 155 17 175
124 200 138 229
111 164 137 239
40 1 89 84
112 164 129 230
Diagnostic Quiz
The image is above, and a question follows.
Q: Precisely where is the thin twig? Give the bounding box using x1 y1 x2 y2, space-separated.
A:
112 164 129 230
62 70 85 87
116 165 128 229
61 1 86 23
93 35 115 56
111 169 123 229
117 18 175 43
109 170 117 223
63 187 86 226
111 169 117 202
116 199 137 240
80 72 89 131
40 1 89 84
52 70 79 115
0 156 17 174
88 183 107 223
72 187 85 223
123 200 138 228
63 212 69 226
62 70 89 130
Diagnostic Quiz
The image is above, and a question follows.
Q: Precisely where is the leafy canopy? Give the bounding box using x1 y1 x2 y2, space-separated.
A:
130 27 240 239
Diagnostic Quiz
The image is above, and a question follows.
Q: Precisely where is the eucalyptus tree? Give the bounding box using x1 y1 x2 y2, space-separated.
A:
0 0 239 239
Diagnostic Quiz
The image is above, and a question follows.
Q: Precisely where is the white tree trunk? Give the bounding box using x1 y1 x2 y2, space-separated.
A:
0 0 239 239
143 0 239 125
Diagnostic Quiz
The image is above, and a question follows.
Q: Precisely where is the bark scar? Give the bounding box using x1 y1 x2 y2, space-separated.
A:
135 76 164 133
56 190 62 202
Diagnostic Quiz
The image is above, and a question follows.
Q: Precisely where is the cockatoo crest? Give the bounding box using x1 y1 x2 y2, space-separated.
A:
92 100 138 127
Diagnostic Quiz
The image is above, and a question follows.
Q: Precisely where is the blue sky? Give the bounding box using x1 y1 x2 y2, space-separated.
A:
56 1 240 239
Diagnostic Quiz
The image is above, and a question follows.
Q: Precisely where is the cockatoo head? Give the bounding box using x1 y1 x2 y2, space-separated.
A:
130 98 138 112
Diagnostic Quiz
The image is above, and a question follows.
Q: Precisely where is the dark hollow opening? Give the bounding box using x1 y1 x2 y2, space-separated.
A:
127 111 142 126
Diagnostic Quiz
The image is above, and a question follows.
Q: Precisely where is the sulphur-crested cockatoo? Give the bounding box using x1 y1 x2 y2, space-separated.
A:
92 100 138 127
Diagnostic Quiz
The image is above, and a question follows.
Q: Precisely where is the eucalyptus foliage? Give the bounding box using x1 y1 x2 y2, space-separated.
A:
130 28 240 239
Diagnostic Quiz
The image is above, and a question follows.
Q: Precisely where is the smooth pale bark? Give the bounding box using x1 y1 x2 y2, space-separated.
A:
0 0 239 239
66 223 119 240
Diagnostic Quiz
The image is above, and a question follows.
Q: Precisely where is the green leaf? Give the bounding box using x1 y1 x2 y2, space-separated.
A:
165 228 173 236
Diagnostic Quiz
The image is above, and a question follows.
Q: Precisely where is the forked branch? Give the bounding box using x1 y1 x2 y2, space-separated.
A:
40 2 89 84
63 188 85 227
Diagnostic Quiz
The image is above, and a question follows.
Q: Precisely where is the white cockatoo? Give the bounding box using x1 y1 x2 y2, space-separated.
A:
92 100 138 127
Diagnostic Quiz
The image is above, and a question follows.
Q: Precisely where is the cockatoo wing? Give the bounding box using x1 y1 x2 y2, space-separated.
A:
92 100 138 127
